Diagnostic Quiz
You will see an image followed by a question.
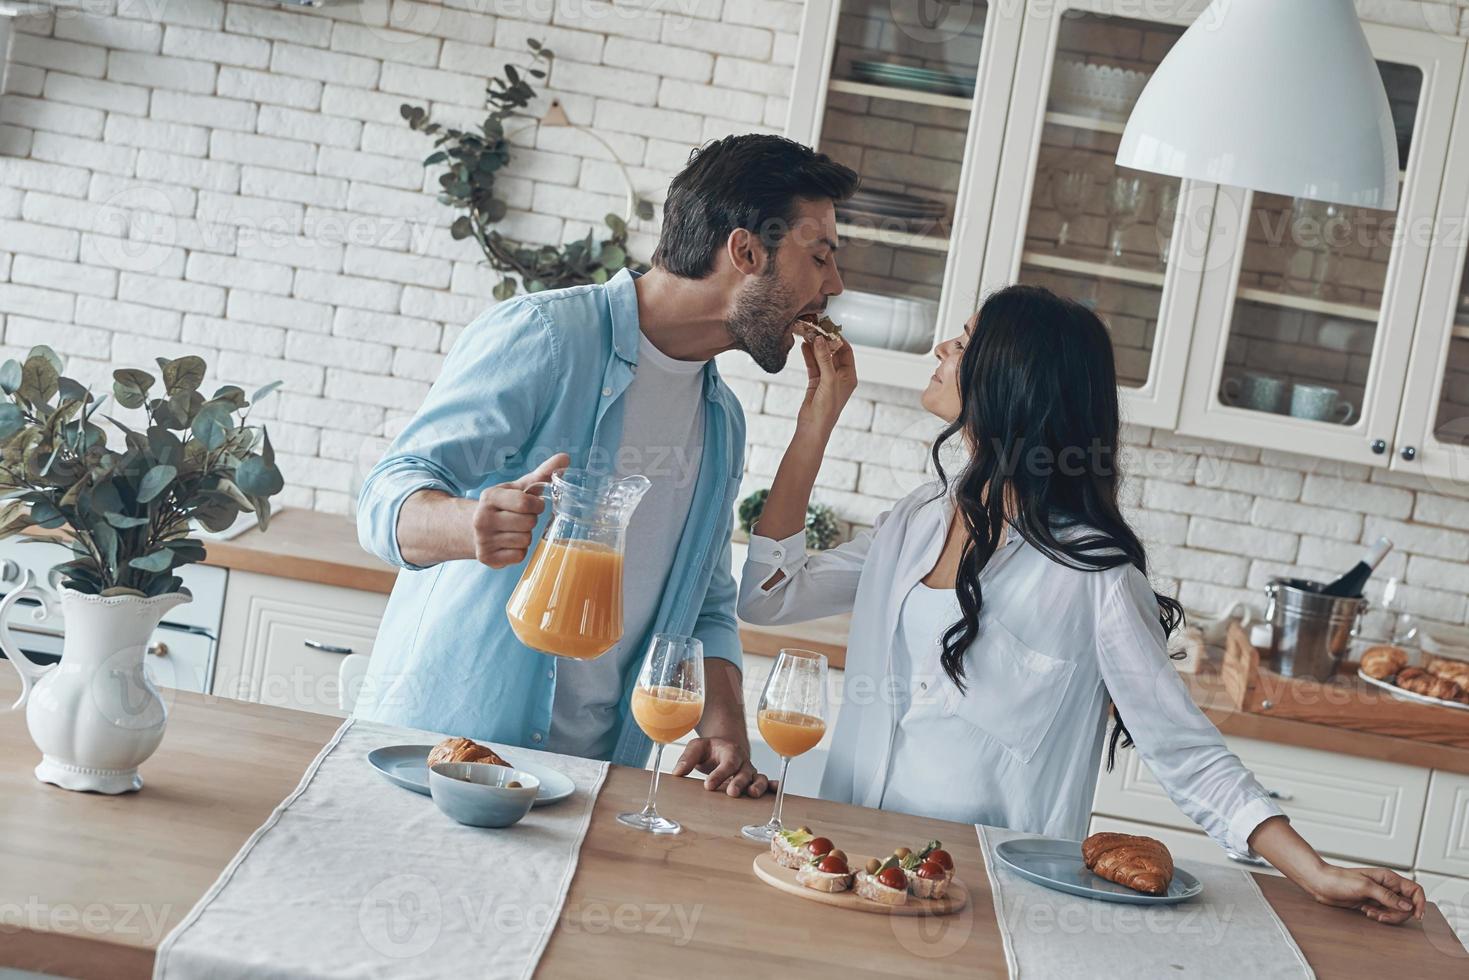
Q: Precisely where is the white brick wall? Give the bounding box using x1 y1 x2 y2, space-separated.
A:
7 0 1469 637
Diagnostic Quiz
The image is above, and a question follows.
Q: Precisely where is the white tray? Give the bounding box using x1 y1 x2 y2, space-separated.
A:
1357 668 1469 713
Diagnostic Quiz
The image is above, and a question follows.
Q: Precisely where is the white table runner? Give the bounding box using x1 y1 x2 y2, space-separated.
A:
154 718 608 980
977 825 1315 979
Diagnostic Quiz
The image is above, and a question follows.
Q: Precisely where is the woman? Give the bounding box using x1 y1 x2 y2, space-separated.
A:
740 285 1423 924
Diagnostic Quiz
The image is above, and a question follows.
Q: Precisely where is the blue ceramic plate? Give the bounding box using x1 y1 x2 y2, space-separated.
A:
367 744 575 806
994 838 1203 905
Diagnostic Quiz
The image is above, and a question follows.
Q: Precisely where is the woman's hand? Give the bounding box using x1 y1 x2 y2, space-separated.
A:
797 335 857 435
1298 863 1425 925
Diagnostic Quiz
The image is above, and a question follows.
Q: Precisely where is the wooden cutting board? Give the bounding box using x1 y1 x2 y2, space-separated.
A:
752 851 970 916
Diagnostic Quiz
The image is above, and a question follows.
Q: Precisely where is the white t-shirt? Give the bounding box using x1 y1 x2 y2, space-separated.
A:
545 330 707 760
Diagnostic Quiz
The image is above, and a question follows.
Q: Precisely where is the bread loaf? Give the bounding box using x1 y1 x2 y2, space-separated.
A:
1359 645 1408 680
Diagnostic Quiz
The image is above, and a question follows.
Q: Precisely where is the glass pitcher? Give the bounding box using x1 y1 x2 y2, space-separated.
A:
506 468 651 660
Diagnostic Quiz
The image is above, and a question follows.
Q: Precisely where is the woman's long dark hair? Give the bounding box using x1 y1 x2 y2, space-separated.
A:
929 284 1184 771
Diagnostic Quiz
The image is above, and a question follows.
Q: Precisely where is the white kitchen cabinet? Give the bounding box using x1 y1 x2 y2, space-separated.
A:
1396 59 1469 483
213 569 386 716
1092 735 1429 867
787 0 1024 386
1178 24 1465 466
978 0 1215 430
787 3 1469 474
1418 770 1469 879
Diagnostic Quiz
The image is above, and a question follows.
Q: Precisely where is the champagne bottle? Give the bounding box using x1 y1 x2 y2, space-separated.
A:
1319 537 1393 597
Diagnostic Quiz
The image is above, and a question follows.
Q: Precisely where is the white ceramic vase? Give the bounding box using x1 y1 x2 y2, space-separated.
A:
1 571 186 794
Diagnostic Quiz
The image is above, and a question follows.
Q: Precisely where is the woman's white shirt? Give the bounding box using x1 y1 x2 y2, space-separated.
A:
738 482 1283 855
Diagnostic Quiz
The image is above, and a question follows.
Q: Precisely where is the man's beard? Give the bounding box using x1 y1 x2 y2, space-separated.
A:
726 267 799 374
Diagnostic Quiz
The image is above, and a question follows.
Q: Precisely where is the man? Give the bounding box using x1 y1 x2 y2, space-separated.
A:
355 134 856 796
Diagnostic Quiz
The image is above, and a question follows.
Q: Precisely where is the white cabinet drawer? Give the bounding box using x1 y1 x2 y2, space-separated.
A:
214 570 386 716
1415 871 1469 952
1092 736 1428 867
1418 771 1469 879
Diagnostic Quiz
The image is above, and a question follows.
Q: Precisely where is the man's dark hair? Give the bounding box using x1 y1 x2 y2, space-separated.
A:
651 134 859 279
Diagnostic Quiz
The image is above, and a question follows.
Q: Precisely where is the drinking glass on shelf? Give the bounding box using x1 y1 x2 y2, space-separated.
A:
741 649 828 843
1287 198 1352 298
1154 183 1180 270
1048 169 1093 249
618 634 705 835
1104 176 1149 262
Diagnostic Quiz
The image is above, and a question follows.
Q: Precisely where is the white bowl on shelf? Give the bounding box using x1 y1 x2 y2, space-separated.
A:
825 290 938 354
1048 59 1150 119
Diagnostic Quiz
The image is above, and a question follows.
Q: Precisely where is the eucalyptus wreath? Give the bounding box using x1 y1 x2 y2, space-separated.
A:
402 39 652 300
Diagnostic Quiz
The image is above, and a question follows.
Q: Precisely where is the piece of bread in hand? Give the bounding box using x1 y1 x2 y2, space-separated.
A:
1082 832 1174 896
427 736 510 769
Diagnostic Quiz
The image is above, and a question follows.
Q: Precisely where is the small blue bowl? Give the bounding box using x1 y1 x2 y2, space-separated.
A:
429 763 541 828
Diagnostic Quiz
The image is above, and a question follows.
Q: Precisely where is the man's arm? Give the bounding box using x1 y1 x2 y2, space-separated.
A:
397 455 567 569
357 299 561 570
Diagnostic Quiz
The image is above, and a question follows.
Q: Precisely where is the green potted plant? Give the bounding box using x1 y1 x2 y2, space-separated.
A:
0 345 285 793
737 488 844 551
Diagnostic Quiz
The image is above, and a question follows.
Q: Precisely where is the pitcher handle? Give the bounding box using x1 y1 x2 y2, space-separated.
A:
0 570 56 710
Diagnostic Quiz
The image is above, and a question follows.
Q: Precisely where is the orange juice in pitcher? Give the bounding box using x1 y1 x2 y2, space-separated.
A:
506 469 649 659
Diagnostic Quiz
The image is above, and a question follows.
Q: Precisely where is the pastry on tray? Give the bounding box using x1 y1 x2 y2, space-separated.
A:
1426 655 1469 688
1081 832 1174 896
426 736 511 769
1395 667 1469 704
1359 645 1408 680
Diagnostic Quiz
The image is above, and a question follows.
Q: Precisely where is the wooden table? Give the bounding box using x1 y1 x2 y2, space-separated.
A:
3 675 1463 979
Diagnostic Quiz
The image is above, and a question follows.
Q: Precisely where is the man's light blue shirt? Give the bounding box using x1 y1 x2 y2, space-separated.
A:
354 269 746 767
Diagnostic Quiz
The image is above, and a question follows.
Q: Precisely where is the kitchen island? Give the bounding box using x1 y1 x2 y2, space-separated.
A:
1 673 1463 979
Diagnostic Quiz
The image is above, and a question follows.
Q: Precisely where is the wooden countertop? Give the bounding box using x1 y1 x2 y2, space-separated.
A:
186 509 1469 773
1 673 1462 979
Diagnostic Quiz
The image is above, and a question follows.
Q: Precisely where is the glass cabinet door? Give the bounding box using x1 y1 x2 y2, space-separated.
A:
1180 24 1462 466
1395 52 1469 484
786 0 1020 387
979 2 1213 429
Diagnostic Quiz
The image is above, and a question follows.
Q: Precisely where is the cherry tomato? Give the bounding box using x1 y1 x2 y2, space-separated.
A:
928 849 954 871
805 836 834 858
877 867 907 891
914 861 946 880
818 855 849 875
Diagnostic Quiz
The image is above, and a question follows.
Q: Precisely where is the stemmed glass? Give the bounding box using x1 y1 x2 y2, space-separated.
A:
618 634 705 835
1049 169 1093 249
741 649 828 843
1104 176 1149 262
1154 183 1180 270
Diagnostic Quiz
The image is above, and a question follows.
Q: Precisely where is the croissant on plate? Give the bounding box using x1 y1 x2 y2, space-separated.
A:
1395 667 1469 705
427 736 511 769
1360 645 1409 680
1082 832 1174 896
1426 656 1469 687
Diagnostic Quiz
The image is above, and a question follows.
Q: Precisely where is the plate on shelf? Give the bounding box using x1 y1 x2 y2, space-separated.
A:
752 851 970 917
995 838 1203 906
850 59 975 98
1357 670 1469 713
367 744 577 805
843 188 947 217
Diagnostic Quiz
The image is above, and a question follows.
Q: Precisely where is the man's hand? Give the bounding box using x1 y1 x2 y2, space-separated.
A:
671 736 773 797
472 453 569 568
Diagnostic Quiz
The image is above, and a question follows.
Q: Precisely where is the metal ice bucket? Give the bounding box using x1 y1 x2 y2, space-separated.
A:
1263 577 1367 681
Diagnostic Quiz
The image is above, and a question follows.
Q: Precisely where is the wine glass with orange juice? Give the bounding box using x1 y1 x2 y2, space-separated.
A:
617 634 705 835
741 649 828 842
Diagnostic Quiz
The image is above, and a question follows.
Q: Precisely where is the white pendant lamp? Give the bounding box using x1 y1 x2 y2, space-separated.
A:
1116 0 1399 211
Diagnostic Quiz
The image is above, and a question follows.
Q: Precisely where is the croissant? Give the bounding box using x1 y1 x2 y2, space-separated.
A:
1082 832 1174 896
1426 656 1469 687
1395 667 1469 705
1360 645 1408 680
427 736 511 769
